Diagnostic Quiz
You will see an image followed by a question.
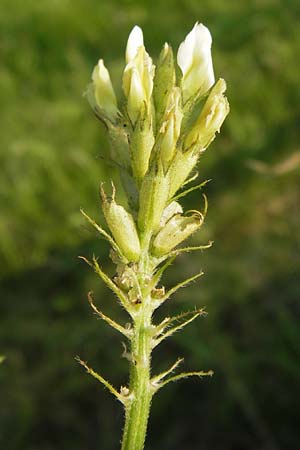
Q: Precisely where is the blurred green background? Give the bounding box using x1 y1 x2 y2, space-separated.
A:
1 0 299 449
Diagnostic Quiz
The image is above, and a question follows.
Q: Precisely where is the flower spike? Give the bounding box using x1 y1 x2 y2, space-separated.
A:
81 23 229 450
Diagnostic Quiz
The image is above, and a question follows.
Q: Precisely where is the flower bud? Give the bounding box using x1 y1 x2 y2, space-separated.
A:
123 63 145 124
123 33 155 124
91 59 118 120
138 161 170 234
152 211 204 257
130 106 155 184
168 148 199 199
177 23 215 103
153 43 176 126
100 184 140 262
107 122 131 169
157 87 183 171
185 78 229 150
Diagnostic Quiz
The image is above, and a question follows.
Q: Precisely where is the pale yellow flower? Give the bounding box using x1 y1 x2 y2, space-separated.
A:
177 23 215 102
91 59 118 119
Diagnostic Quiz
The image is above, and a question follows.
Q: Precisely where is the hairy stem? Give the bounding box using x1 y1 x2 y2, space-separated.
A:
121 302 152 450
121 237 154 450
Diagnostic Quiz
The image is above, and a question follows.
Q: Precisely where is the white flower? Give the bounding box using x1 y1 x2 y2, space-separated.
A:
92 59 118 119
177 22 215 102
123 27 155 124
125 25 144 64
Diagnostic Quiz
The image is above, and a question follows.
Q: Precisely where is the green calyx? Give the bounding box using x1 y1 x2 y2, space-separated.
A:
100 183 141 263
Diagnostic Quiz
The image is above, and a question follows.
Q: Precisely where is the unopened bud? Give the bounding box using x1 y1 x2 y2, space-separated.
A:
157 87 183 171
185 78 229 150
91 59 118 120
101 185 140 262
138 161 170 234
130 106 155 183
153 43 176 126
177 23 215 103
168 148 199 199
123 64 144 124
123 44 155 124
107 122 131 169
152 211 204 257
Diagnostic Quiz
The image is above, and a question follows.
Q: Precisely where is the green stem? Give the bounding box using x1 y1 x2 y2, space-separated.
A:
121 235 154 450
121 305 152 450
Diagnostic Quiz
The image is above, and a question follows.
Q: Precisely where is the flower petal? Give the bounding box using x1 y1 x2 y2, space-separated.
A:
126 25 144 63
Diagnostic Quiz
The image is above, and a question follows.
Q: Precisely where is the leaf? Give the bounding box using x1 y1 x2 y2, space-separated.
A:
154 369 214 392
75 356 127 404
87 291 132 339
154 271 204 308
168 240 213 257
79 256 131 313
152 308 206 348
171 179 210 203
80 209 128 263
149 255 176 291
151 358 184 389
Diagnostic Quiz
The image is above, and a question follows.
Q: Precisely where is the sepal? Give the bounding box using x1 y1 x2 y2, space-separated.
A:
185 78 229 150
168 148 199 199
138 161 170 234
107 121 131 170
100 184 141 263
130 105 155 183
157 87 183 171
153 43 176 127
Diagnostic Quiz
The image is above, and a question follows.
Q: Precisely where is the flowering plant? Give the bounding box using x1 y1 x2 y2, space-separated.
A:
78 23 229 450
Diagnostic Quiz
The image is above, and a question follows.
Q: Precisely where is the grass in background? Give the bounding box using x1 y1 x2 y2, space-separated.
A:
0 0 299 449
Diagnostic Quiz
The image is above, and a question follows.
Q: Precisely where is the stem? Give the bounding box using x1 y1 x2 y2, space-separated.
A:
121 236 154 450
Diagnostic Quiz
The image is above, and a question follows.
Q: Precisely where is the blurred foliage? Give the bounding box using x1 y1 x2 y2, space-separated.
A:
0 0 299 449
